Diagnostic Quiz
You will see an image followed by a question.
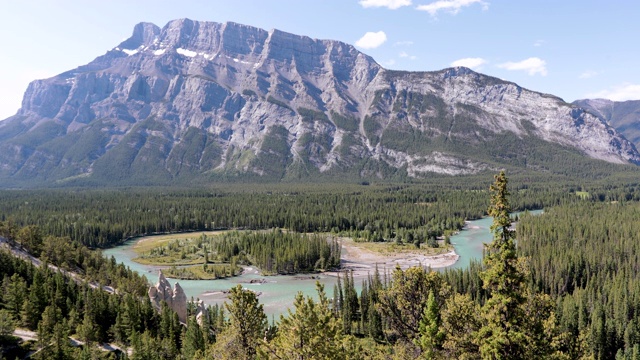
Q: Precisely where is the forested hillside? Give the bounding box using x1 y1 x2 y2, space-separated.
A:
0 182 580 248
519 203 640 359
3 175 640 358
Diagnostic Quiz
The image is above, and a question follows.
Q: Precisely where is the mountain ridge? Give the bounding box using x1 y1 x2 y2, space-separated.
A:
0 18 638 186
573 98 640 149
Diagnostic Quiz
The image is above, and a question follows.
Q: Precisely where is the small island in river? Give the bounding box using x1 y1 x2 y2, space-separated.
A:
129 230 458 280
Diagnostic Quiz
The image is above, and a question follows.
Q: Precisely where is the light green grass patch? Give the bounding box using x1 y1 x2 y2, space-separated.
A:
350 240 451 256
163 263 241 280
132 230 229 254
575 191 590 199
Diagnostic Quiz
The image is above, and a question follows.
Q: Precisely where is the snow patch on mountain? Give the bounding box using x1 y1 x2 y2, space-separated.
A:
176 48 197 57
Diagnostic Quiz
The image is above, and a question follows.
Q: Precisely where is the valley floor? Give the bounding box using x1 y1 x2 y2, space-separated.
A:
127 231 458 278
328 238 458 277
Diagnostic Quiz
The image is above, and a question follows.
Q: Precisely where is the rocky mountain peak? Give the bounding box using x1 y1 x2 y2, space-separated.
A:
0 19 638 186
574 98 640 149
118 22 161 50
442 66 475 78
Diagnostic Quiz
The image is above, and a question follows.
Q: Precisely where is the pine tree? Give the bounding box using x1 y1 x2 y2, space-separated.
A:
441 293 481 358
159 302 181 352
365 265 384 340
129 330 142 358
76 311 97 344
38 304 62 348
418 290 445 358
182 316 205 359
262 282 347 360
476 171 528 359
17 224 43 256
3 274 27 317
212 284 267 359
377 267 450 342
340 270 358 335
47 320 74 360
30 269 48 316
111 311 128 344
0 309 16 336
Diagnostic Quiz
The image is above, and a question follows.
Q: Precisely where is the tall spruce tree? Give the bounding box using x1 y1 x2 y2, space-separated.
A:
476 170 528 359
0 309 16 336
418 290 445 358
182 316 205 359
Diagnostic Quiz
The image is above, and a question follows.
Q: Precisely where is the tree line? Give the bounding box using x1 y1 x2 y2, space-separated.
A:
0 182 579 249
213 230 341 274
138 230 341 277
5 174 640 358
518 202 640 359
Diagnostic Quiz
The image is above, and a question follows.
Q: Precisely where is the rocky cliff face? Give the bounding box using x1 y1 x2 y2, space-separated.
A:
573 98 640 149
148 271 207 324
148 271 188 323
0 19 637 186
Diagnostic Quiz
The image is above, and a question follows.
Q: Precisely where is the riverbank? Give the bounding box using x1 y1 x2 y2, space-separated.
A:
102 218 504 316
126 230 460 279
326 238 459 278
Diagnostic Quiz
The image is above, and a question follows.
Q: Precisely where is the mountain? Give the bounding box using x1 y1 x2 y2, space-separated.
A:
0 19 638 187
573 99 640 149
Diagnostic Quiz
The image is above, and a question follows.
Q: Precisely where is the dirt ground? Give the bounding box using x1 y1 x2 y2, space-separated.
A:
326 238 459 278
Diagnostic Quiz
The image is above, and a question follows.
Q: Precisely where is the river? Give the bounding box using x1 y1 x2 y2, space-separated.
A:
447 209 543 270
102 210 542 316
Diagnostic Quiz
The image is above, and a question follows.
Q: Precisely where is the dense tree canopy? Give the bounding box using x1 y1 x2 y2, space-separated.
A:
3 174 640 358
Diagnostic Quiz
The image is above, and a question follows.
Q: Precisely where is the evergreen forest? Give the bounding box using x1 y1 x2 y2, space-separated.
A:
2 176 640 358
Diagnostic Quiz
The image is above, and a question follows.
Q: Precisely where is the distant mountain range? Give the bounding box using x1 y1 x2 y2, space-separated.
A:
573 99 640 149
0 19 638 187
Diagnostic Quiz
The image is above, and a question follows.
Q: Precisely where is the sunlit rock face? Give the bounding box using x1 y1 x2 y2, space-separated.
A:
0 19 637 185
148 271 187 323
573 98 640 149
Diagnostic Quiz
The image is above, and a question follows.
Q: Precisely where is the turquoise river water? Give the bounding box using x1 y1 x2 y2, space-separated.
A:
103 210 542 316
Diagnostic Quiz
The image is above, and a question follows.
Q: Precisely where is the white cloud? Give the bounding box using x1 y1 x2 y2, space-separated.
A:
399 51 417 60
497 57 547 76
586 84 640 101
416 0 489 16
451 57 487 70
394 40 414 47
533 39 545 47
355 31 388 49
359 0 412 9
579 70 598 79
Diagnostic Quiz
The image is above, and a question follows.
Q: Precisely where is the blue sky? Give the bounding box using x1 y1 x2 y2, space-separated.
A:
1 0 639 120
